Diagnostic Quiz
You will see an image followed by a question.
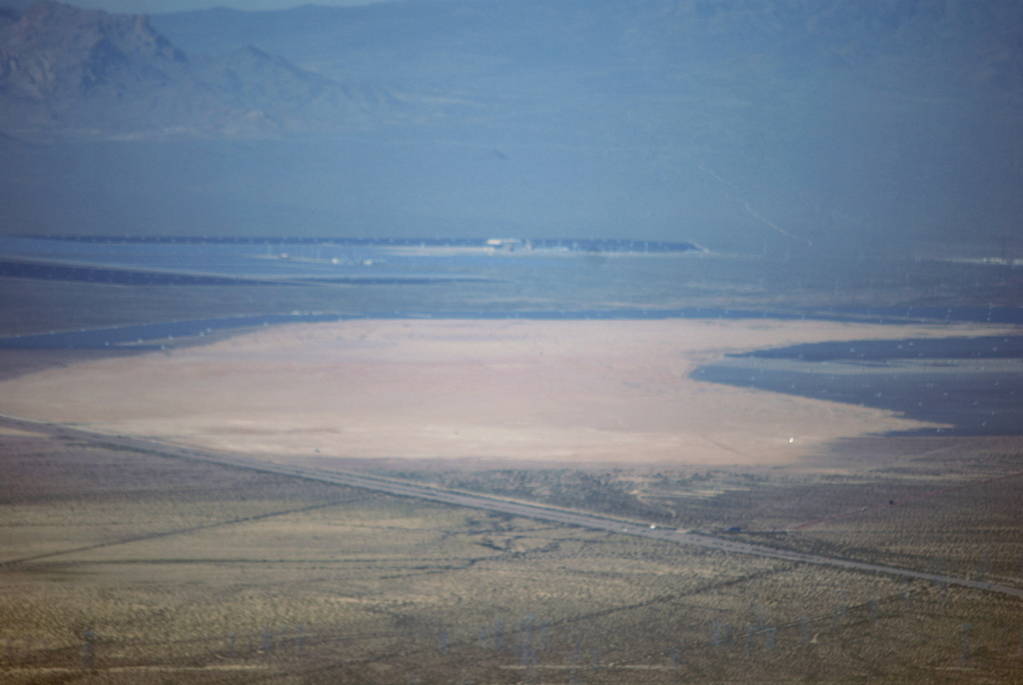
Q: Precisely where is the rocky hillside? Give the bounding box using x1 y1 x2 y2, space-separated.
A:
0 1 406 139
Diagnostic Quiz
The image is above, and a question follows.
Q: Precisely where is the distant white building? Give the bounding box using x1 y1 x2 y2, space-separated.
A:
485 237 530 252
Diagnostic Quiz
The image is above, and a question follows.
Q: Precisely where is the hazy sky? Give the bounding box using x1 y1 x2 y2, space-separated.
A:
64 0 392 13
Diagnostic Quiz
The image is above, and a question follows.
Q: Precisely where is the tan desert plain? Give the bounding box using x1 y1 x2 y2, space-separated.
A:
3 317 1023 685
0 318 1005 465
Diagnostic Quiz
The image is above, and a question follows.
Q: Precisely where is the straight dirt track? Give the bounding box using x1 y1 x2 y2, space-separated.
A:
4 414 1022 602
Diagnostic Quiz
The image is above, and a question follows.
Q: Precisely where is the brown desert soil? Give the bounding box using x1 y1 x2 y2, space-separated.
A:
0 319 1013 467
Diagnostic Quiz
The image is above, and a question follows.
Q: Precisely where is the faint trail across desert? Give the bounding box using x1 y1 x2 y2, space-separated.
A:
4 415 1021 601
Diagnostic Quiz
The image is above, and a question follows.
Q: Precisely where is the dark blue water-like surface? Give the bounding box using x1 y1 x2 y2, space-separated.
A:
693 335 1023 436
0 237 472 280
7 310 1021 436
731 335 1023 361
18 234 703 253
813 305 1023 326
0 259 299 286
0 236 699 282
0 258 491 287
4 237 1022 434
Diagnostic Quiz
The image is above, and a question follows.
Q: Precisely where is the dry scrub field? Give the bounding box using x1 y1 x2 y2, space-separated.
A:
1 424 1022 684
1 318 1022 682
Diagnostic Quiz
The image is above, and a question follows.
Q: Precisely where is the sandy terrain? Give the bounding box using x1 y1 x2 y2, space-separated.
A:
0 425 45 437
0 319 1010 466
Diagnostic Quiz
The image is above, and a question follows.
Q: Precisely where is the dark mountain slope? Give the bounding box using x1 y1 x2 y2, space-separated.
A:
0 1 185 99
0 1 406 139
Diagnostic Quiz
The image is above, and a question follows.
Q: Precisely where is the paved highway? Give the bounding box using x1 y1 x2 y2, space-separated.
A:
6 415 1023 600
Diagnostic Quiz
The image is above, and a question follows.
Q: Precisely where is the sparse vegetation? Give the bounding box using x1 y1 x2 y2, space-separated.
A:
0 254 1021 682
1 421 1021 683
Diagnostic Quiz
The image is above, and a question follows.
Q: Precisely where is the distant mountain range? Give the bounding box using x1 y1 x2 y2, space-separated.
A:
155 0 1023 92
1 0 1021 253
4 0 1021 142
0 1 408 139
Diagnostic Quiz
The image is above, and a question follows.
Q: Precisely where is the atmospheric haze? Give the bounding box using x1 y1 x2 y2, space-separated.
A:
3 3 1023 683
1 0 1022 257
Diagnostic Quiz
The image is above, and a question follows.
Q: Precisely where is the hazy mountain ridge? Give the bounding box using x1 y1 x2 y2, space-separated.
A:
5 0 1021 142
153 0 1023 94
0 0 1021 253
0 1 408 139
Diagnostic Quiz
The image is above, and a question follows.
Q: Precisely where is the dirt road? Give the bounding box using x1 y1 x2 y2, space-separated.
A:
4 414 1021 601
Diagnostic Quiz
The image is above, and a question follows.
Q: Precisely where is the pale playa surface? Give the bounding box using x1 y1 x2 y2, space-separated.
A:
0 319 1006 466
0 426 45 437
